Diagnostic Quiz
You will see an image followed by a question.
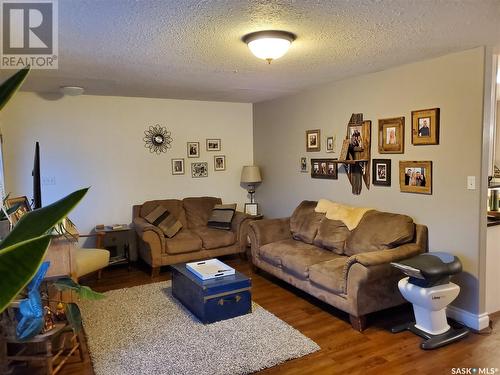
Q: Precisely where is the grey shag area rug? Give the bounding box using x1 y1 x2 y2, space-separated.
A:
79 281 320 375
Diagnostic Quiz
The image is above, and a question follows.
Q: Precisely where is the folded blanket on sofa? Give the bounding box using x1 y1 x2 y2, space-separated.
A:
315 199 373 231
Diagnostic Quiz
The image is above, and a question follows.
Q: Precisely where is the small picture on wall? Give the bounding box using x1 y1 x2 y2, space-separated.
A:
311 158 338 179
411 108 439 145
206 138 221 151
187 142 200 158
306 129 321 152
171 158 185 175
191 162 208 178
300 157 308 173
348 125 363 150
214 155 226 171
326 136 335 153
378 117 404 154
372 159 391 186
399 161 432 194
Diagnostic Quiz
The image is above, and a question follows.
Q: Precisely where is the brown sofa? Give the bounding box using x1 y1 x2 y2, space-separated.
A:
133 197 251 276
248 200 428 331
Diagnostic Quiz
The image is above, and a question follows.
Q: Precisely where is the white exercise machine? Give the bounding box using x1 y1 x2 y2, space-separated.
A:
390 252 469 349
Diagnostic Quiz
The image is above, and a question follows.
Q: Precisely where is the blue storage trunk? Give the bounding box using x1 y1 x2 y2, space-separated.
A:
171 262 252 324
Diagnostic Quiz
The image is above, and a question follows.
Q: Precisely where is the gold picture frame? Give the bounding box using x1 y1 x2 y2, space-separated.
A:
399 161 432 194
411 108 439 145
379 117 404 154
306 129 321 152
5 196 31 224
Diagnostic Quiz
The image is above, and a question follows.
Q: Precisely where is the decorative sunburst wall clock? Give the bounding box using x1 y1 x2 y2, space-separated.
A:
143 125 173 154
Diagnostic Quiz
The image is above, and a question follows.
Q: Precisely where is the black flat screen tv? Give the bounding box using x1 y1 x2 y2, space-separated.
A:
32 142 42 209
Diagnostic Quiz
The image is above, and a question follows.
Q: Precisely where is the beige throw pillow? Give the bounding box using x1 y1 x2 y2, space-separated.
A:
144 205 183 238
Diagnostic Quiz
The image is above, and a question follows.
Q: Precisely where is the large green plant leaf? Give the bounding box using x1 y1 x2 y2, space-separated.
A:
0 66 30 112
0 235 51 312
53 277 105 300
0 188 88 250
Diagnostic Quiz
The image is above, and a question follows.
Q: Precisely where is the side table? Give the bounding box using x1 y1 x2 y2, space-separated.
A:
94 225 132 269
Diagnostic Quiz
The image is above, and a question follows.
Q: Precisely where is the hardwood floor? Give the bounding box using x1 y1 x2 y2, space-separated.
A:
11 256 500 375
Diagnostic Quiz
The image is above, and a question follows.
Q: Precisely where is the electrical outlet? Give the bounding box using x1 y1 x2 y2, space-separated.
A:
467 176 475 190
42 176 56 186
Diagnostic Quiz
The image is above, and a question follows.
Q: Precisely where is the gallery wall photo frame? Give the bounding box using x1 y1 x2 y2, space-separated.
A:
206 138 221 151
326 136 335 153
191 162 208 178
214 155 226 171
300 157 308 173
187 142 200 158
372 159 391 186
411 108 440 145
306 129 321 152
399 160 432 194
378 117 404 154
311 158 338 179
171 158 185 175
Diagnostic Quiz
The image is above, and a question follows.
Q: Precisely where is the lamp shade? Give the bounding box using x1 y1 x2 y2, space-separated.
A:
241 166 262 184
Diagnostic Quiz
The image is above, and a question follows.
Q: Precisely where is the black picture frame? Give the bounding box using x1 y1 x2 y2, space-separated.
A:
372 159 391 186
311 158 338 179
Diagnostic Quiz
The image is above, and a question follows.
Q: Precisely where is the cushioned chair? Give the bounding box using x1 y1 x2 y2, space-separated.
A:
74 233 110 280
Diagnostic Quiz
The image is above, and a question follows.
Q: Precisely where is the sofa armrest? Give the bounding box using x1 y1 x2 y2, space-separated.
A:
133 217 165 255
248 218 291 250
231 211 252 251
348 243 424 268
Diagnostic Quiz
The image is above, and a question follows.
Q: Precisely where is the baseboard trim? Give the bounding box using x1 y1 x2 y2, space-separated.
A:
446 305 490 331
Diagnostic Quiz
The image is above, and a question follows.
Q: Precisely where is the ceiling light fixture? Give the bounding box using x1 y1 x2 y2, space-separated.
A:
242 30 296 64
60 86 85 96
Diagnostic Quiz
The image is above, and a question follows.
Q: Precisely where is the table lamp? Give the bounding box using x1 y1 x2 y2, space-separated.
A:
241 166 262 215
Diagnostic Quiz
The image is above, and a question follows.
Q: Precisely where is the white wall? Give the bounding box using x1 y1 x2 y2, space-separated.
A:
253 47 485 316
0 93 253 235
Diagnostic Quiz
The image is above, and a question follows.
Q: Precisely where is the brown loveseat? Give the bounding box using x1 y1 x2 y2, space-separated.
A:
248 200 428 331
133 197 251 276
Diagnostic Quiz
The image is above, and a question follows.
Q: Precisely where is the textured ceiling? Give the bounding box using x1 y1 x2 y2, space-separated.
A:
3 0 500 103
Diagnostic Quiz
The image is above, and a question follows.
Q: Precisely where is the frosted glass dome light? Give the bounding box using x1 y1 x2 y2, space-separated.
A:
243 30 296 64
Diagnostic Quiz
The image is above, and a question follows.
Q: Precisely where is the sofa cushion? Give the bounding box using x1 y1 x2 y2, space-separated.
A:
344 210 415 256
259 239 338 279
144 205 183 238
207 204 236 230
140 199 187 227
309 257 349 294
183 197 222 228
313 218 350 255
164 229 202 254
191 227 236 250
290 201 324 244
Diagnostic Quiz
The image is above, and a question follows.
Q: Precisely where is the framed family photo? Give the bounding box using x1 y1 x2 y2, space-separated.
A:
187 142 200 158
326 136 335 153
191 162 208 178
411 108 439 145
378 117 404 154
5 196 31 224
206 138 221 151
348 124 363 151
399 161 432 194
311 158 338 179
300 157 308 173
214 155 226 171
306 129 321 152
372 159 391 186
171 158 185 175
